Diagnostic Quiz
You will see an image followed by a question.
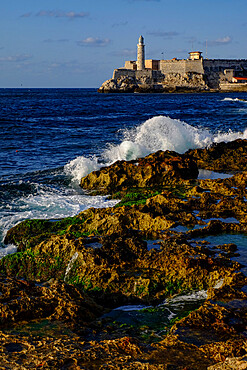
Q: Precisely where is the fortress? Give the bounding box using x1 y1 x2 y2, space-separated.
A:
98 36 247 93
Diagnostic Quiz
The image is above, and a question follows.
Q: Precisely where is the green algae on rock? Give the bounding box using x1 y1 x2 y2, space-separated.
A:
1 139 247 369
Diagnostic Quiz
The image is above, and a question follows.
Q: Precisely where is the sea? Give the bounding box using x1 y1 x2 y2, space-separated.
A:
1 88 247 259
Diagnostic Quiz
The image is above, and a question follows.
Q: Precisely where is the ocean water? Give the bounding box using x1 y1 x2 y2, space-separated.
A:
1 88 247 254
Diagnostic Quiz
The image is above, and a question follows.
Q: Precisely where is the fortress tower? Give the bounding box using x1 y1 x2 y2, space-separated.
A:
137 35 145 70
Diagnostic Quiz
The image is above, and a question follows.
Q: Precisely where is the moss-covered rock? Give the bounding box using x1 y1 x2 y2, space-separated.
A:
4 215 86 251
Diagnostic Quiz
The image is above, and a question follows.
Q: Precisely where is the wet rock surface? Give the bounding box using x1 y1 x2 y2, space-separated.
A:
80 150 199 194
208 355 247 369
1 139 247 369
0 275 103 330
186 139 247 171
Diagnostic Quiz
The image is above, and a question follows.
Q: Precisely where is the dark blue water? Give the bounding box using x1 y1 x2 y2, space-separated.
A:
1 89 247 176
0 88 247 254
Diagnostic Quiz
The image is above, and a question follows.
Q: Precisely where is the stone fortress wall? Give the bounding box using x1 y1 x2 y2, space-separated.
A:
203 59 247 72
113 68 162 81
203 59 247 89
160 59 204 75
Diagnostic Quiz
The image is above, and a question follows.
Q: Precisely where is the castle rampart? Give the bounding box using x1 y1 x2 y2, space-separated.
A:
203 59 247 73
159 59 204 75
113 68 162 81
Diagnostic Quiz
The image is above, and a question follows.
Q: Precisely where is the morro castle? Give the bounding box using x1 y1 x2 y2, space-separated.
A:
98 36 247 93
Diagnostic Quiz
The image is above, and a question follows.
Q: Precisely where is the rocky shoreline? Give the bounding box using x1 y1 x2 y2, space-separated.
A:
97 75 247 94
97 74 210 94
0 139 247 369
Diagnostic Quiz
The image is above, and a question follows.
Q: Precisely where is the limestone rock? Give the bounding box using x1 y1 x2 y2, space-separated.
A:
1 139 247 368
98 72 209 93
98 76 138 93
163 72 207 90
0 275 103 329
207 356 247 369
186 139 247 171
171 298 247 342
80 150 199 194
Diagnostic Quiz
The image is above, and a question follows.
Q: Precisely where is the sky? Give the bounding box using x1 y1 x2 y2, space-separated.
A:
0 0 247 88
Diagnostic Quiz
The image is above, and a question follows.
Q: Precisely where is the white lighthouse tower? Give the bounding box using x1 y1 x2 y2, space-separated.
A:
137 35 145 71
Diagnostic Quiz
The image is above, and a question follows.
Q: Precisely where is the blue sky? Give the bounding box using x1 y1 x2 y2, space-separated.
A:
0 0 246 88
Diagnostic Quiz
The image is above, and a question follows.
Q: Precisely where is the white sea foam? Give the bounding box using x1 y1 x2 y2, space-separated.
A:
114 305 151 312
162 289 208 306
0 182 119 250
64 155 100 183
213 128 247 143
0 244 17 259
223 97 247 102
2 115 246 256
214 279 224 289
198 169 233 180
64 252 79 282
65 115 247 182
104 116 212 161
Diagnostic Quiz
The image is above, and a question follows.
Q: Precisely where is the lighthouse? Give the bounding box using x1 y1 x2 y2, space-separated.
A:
137 35 145 70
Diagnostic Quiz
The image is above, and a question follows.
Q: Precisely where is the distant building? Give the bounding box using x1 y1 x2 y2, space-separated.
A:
121 36 247 88
99 36 247 92
145 60 160 70
188 51 202 60
124 60 137 70
232 77 247 83
137 35 145 71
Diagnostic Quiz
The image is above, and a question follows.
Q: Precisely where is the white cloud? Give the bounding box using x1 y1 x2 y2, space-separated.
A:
207 36 232 46
0 55 32 63
77 37 111 47
112 21 128 28
127 0 161 2
21 10 89 19
112 49 136 57
43 60 87 74
20 12 32 18
36 10 89 19
43 38 69 43
148 31 180 38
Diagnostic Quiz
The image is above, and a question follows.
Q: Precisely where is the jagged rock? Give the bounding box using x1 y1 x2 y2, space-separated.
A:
80 150 198 194
0 275 103 329
187 219 247 238
0 332 215 370
163 72 207 90
207 355 247 369
171 297 247 342
1 139 247 368
186 139 247 171
98 72 209 93
2 150 246 304
98 76 138 93
1 224 241 306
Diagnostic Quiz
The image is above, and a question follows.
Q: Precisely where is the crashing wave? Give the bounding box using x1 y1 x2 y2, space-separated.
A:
65 115 247 182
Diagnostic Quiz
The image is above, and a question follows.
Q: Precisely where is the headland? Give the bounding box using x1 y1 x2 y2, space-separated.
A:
98 36 247 93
